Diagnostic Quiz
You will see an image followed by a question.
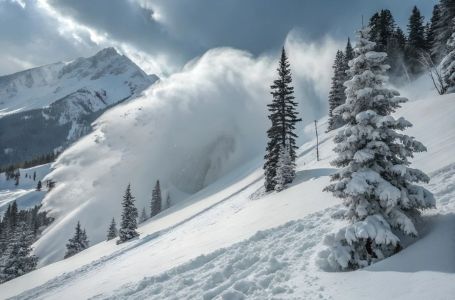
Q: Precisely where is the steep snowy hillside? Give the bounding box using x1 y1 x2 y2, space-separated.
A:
0 164 52 216
0 89 454 299
0 48 158 165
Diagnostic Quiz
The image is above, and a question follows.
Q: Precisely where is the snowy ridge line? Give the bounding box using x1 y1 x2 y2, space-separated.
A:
8 175 264 300
92 206 340 300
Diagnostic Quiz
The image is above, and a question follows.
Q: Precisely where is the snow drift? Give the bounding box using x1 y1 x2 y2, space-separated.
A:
34 35 341 264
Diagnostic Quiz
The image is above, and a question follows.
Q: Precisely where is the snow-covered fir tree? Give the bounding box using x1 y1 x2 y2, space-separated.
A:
118 184 139 244
264 48 301 191
432 0 455 61
139 207 148 223
274 144 294 192
0 222 37 283
150 180 162 217
106 218 118 241
328 50 347 131
64 221 89 259
440 19 455 92
323 27 435 270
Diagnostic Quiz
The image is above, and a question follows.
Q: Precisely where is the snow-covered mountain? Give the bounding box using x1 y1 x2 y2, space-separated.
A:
0 48 158 166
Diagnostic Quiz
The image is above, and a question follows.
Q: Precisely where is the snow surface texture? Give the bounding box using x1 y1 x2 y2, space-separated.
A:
31 37 341 265
1 89 454 299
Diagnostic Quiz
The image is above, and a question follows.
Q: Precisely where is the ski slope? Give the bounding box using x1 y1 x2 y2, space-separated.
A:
1 91 454 299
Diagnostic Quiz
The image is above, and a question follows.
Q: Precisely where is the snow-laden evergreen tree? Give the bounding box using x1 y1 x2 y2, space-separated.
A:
328 50 348 131
106 218 118 241
118 184 139 243
274 144 294 192
264 48 301 191
406 6 427 74
139 207 148 223
64 221 89 258
432 0 455 61
150 180 162 217
440 19 455 92
323 27 435 270
0 222 37 283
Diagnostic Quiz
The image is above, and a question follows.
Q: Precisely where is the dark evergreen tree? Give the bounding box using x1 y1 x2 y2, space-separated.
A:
139 207 148 223
263 48 301 192
166 193 171 209
328 50 347 131
36 180 42 191
9 201 18 231
406 6 427 74
64 221 89 258
0 222 37 283
106 217 118 241
33 171 36 181
118 184 139 243
369 9 396 52
150 180 162 217
345 38 354 62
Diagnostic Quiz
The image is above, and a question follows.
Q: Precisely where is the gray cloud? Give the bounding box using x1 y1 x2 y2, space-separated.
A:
0 0 437 76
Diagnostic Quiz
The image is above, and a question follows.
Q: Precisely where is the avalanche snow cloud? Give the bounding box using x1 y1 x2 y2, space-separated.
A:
35 35 339 264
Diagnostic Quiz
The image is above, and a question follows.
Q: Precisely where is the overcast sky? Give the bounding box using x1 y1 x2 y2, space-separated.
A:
0 0 436 76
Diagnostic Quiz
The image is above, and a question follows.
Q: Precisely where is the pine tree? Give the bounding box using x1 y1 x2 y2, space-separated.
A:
64 221 89 258
139 207 148 223
0 222 37 283
106 218 118 241
369 9 396 52
264 48 301 191
440 19 455 92
166 194 171 209
36 180 42 191
428 5 441 61
432 0 455 61
150 180 162 218
118 184 139 243
9 201 18 231
322 27 435 270
406 6 427 74
274 145 294 192
345 38 354 62
328 50 347 131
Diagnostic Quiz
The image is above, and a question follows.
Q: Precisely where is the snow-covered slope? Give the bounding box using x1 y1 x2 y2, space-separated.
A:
1 86 454 299
0 163 52 216
0 48 158 166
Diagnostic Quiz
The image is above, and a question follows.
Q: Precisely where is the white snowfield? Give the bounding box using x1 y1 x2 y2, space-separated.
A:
0 164 52 216
1 90 454 299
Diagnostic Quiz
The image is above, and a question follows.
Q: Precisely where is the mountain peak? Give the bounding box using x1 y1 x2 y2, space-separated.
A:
94 47 120 58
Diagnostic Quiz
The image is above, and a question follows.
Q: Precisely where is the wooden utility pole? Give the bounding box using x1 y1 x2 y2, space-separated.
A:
314 120 320 161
